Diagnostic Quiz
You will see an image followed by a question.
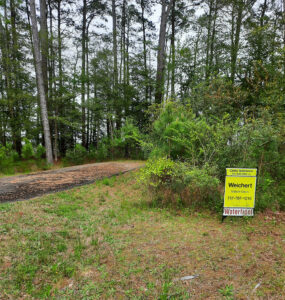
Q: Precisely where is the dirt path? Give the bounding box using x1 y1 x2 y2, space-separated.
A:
0 161 143 203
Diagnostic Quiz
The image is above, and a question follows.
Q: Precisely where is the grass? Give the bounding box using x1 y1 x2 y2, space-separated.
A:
0 171 284 299
0 159 62 177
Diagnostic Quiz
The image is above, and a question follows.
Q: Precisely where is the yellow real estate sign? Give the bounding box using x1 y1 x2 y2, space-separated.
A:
223 168 257 217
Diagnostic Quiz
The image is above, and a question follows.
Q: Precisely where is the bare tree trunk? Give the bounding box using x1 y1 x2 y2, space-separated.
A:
10 0 22 154
40 0 49 98
170 0 175 98
230 1 243 83
30 0 53 164
0 15 10 148
140 0 149 103
112 0 121 130
155 0 174 104
81 0 87 147
282 0 285 75
86 26 90 148
209 0 217 76
205 0 213 80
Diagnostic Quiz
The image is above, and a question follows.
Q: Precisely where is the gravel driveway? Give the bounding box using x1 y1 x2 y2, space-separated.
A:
0 161 143 203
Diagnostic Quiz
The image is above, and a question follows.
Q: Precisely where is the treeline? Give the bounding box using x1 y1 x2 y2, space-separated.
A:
0 0 284 164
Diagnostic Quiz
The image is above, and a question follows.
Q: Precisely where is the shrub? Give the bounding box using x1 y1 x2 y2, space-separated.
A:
147 102 236 167
35 144 46 159
96 139 109 161
138 157 175 188
22 139 34 159
0 146 13 173
64 144 88 165
138 158 221 210
113 119 144 159
0 144 20 174
141 102 284 211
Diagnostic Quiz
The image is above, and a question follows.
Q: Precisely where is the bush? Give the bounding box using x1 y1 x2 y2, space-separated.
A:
95 139 109 161
141 102 284 212
0 146 13 173
22 139 34 159
138 158 221 210
64 144 88 165
0 144 20 174
146 102 236 167
35 144 46 159
112 119 144 159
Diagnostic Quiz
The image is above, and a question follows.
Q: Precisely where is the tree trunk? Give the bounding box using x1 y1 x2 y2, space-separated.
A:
86 26 90 149
230 1 243 83
205 0 213 80
9 0 22 154
81 0 87 147
30 0 53 164
280 0 285 77
209 0 217 76
170 0 175 98
0 15 10 148
112 0 121 130
40 0 49 99
155 0 174 104
140 0 149 103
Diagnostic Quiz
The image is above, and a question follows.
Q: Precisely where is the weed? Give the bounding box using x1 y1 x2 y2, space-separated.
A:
98 193 106 204
57 243 67 252
0 203 12 212
218 284 234 299
14 263 38 292
100 176 116 187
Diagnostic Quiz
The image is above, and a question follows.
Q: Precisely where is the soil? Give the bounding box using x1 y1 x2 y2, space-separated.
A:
0 161 143 203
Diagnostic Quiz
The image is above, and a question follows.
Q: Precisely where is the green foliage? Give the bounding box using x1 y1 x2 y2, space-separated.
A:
139 158 221 210
22 138 34 160
218 284 234 299
112 119 144 159
0 146 13 173
138 157 175 188
146 102 236 168
64 144 88 165
0 144 19 174
35 144 46 159
86 139 110 162
86 121 145 162
140 102 284 212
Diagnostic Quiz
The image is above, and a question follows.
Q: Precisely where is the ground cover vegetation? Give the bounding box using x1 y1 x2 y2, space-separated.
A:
0 172 284 299
0 0 284 208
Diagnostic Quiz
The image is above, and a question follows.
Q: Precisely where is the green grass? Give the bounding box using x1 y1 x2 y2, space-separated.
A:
0 171 284 299
0 159 58 177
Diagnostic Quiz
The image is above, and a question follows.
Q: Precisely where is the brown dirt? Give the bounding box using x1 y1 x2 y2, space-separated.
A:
0 161 143 203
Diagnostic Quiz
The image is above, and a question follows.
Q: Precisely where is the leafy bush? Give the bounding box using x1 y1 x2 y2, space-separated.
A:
141 102 284 211
112 119 144 159
64 144 88 165
95 139 110 161
35 144 46 159
0 143 20 174
87 120 144 162
22 138 34 159
138 158 221 210
0 145 14 173
145 102 236 167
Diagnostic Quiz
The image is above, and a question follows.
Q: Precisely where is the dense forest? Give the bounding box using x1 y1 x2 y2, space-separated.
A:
0 0 284 209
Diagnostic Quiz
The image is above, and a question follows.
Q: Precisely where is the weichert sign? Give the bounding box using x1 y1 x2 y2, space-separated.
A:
223 168 257 217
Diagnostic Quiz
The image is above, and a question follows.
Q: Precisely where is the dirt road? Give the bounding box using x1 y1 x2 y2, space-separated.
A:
0 161 143 203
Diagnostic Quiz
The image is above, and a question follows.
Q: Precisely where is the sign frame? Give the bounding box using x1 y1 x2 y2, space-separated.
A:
222 167 258 220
